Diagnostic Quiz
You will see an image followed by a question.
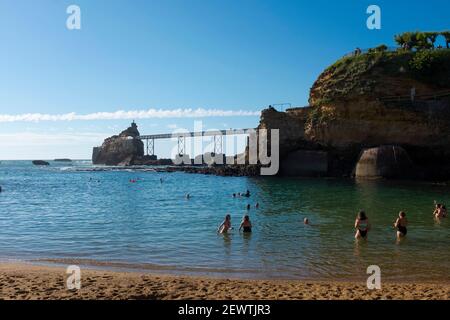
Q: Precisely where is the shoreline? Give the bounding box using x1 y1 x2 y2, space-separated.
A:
1 262 448 300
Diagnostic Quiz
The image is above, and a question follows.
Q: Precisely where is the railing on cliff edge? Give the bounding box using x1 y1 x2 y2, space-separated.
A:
343 46 449 58
377 90 450 103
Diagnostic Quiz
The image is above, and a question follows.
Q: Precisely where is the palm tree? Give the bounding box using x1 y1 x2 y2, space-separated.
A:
425 32 438 48
442 31 450 48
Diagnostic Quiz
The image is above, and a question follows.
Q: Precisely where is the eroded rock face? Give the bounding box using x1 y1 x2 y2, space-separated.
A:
355 146 414 179
257 50 450 179
92 122 144 166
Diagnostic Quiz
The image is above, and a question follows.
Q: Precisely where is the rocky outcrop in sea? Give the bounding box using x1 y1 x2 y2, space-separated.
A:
92 122 145 166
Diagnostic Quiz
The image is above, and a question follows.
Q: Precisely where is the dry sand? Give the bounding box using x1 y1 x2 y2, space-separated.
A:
0 263 448 300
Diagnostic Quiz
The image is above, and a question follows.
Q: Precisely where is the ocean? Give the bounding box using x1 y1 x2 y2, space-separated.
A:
0 160 448 282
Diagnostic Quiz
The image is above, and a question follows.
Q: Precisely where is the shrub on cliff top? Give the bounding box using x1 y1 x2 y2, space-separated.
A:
395 31 449 50
409 49 450 85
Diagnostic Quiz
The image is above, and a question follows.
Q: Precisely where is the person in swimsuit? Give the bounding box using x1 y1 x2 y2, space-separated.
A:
394 211 408 238
217 214 232 234
433 204 446 219
355 210 370 239
239 215 252 233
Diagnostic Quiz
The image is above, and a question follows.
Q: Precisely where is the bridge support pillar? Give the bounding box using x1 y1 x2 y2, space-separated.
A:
214 135 223 154
146 138 155 156
178 136 186 155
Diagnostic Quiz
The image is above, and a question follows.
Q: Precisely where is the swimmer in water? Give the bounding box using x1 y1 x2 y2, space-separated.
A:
185 193 190 199
217 214 232 234
239 215 252 233
394 211 408 239
433 203 446 219
233 193 236 198
255 202 259 209
246 204 251 210
303 217 309 225
244 190 251 197
354 210 370 240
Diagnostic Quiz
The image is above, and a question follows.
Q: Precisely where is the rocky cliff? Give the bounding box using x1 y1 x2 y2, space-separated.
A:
92 122 145 166
259 49 450 180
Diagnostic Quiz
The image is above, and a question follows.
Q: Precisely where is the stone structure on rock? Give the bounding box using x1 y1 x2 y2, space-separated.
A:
92 122 145 166
354 146 414 179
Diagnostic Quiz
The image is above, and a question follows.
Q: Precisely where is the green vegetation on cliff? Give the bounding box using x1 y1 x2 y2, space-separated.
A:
310 48 450 107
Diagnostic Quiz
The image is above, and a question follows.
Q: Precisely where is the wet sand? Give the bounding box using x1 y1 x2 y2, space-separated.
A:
0 263 448 300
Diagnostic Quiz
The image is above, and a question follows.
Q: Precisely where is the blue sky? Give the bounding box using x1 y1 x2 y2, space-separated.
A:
0 0 449 159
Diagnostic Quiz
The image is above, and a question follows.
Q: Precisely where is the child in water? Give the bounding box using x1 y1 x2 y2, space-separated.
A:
394 211 408 238
239 215 252 233
354 211 370 239
217 214 232 234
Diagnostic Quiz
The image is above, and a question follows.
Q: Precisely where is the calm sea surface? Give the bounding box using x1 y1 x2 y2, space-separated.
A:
0 160 448 281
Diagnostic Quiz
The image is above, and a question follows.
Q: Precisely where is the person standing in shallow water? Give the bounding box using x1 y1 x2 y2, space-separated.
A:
394 211 408 239
217 214 232 234
239 215 252 233
355 211 370 240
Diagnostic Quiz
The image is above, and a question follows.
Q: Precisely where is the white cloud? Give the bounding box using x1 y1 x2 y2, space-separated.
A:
0 108 260 123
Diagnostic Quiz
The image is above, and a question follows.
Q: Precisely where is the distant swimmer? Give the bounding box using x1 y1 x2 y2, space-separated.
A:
255 202 259 209
185 193 190 199
394 211 408 239
244 190 251 197
239 215 252 233
246 204 251 210
217 214 232 234
433 203 447 219
233 193 236 198
303 217 309 225
0 186 2 193
355 210 370 240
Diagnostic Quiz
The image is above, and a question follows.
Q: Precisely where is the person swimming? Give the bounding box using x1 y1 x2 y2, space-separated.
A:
255 202 259 209
246 204 251 210
239 215 252 233
232 193 236 198
185 193 190 199
433 203 446 219
394 211 408 238
217 214 232 234
303 217 309 225
244 190 251 197
355 210 370 239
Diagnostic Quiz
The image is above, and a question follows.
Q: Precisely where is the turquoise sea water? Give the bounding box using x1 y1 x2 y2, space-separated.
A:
0 160 448 281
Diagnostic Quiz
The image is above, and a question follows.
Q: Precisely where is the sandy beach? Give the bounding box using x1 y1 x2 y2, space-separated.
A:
0 263 448 300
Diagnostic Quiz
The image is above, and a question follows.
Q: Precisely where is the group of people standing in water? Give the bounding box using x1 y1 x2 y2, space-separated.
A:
355 202 447 240
218 190 255 234
217 189 448 240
